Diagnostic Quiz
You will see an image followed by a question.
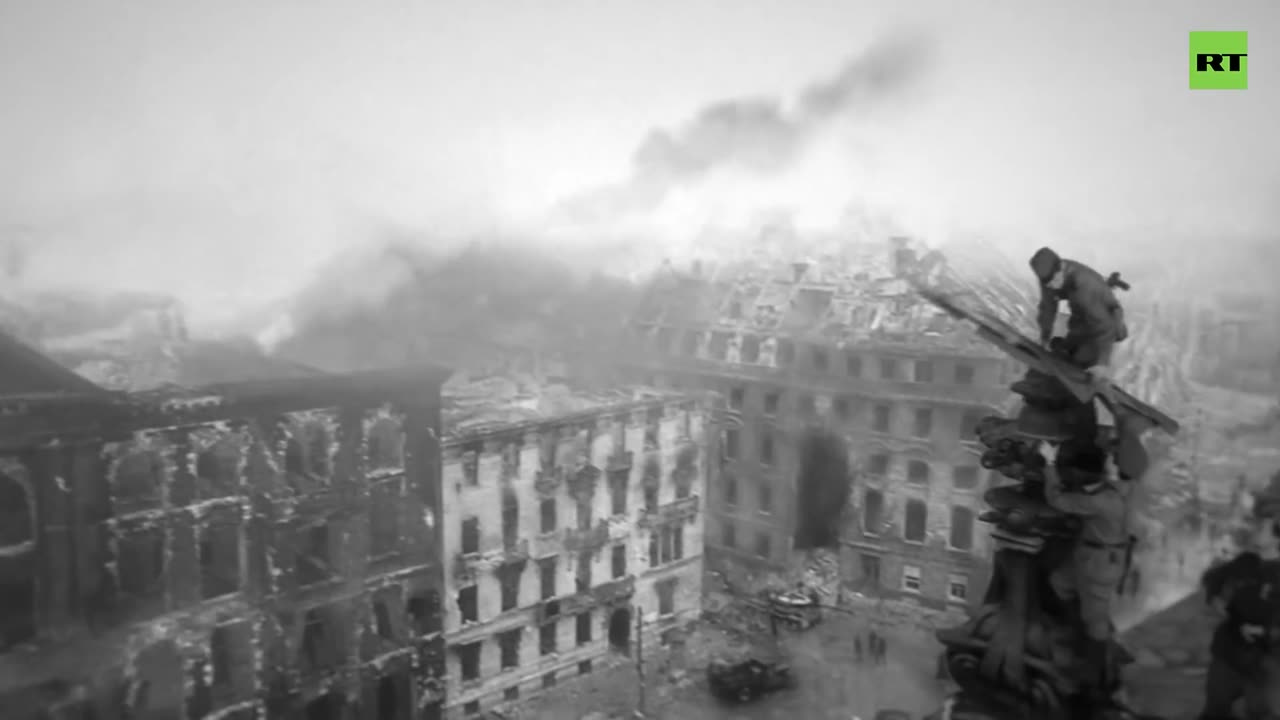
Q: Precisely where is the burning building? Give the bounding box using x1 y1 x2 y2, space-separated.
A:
624 238 1019 610
437 375 712 718
0 329 451 720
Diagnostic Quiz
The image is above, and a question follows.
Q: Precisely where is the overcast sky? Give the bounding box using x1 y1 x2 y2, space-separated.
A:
2 0 1277 327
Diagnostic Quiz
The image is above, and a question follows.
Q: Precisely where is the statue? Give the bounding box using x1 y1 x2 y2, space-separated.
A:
913 280 1178 720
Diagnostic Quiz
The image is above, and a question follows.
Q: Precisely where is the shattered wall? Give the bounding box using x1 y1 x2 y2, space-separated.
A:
0 370 448 720
438 394 713 719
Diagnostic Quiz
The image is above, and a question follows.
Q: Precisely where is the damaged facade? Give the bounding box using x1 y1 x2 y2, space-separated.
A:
0 351 451 720
627 237 1018 610
438 385 712 719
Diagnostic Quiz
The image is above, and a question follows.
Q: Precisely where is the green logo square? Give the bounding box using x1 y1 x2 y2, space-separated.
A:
1190 31 1248 90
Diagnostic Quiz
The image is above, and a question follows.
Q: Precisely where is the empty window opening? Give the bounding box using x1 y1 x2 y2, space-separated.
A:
200 522 240 599
499 629 521 670
460 517 480 555
406 590 441 636
457 642 481 681
576 611 593 646
457 585 478 624
608 607 632 652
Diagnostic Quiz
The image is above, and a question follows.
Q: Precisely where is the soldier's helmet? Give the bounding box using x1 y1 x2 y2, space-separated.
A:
1029 247 1062 285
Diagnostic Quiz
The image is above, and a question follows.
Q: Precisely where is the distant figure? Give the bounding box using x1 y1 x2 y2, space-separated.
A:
1028 246 1129 383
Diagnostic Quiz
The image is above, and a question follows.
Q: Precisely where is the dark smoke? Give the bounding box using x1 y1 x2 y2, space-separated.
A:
557 29 936 221
793 430 854 551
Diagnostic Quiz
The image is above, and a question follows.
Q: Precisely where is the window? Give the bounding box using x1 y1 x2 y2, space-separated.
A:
295 523 332 586
464 701 480 716
862 490 884 535
725 430 739 459
576 552 592 592
539 556 557 600
763 392 780 415
741 335 760 363
542 672 556 689
913 408 933 438
611 544 627 578
755 532 772 559
608 470 628 515
722 522 736 548
913 360 934 383
406 590 441 636
502 492 519 547
948 574 969 602
539 621 558 655
576 611 592 646
540 498 557 533
373 598 395 639
950 506 975 550
210 625 232 688
867 453 889 477
759 433 774 465
649 532 659 567
729 386 745 410
658 525 684 563
872 404 891 432
833 396 850 421
758 482 773 514
879 358 896 380
860 553 881 585
462 446 480 486
461 517 480 555
200 521 240 599
578 660 593 675
777 340 795 366
811 347 829 372
954 363 976 385
457 585 478 623
576 496 593 531
369 479 401 557
499 629 520 670
643 486 658 512
458 642 481 680
904 499 927 543
724 473 738 506
504 687 519 702
498 563 521 611
953 466 980 490
907 460 931 485
960 409 984 442
846 354 862 377
656 579 677 616
902 564 922 593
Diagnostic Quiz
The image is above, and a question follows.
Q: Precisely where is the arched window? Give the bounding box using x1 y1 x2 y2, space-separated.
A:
196 438 242 498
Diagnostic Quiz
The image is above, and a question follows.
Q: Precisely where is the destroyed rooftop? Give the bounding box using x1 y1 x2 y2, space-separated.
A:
442 372 694 441
632 239 1029 359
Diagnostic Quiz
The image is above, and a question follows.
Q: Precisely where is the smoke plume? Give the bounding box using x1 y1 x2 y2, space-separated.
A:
556 29 936 223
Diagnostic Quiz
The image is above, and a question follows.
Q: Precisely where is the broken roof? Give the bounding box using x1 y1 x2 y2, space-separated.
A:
631 238 1031 357
442 372 697 442
0 327 109 397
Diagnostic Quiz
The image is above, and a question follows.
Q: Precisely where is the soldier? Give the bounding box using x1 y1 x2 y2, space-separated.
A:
1028 247 1129 382
1199 511 1280 720
1037 435 1141 700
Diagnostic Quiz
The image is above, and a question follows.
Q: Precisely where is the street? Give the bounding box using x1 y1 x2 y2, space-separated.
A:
519 609 950 720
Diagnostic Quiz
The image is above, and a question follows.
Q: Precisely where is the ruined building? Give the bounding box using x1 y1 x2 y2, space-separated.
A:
625 240 1018 610
437 378 712 719
0 329 452 720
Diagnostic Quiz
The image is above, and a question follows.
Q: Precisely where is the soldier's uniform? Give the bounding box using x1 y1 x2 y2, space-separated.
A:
1200 538 1280 719
1029 247 1129 369
1043 451 1137 698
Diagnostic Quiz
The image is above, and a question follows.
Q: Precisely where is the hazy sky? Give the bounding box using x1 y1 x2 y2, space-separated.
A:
2 0 1278 328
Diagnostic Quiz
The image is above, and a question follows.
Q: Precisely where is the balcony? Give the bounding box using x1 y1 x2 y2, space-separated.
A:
534 468 562 497
637 495 700 529
452 538 531 583
567 464 601 499
591 575 636 606
563 522 610 554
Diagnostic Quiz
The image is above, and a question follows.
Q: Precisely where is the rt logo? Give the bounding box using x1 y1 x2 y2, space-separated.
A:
1190 31 1248 90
